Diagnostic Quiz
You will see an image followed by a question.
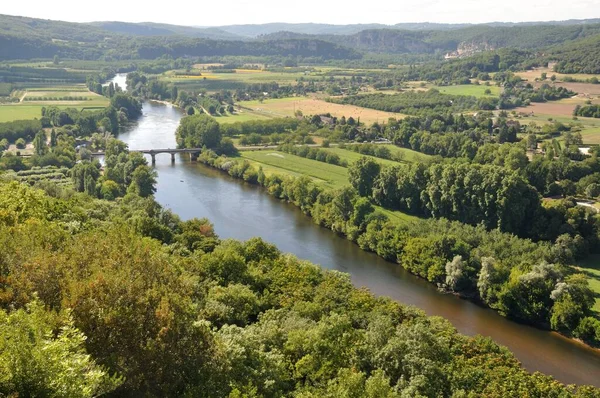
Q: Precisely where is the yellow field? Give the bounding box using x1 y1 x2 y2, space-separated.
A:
515 67 600 82
239 97 404 124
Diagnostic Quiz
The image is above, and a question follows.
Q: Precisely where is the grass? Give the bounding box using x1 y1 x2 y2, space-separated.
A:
432 84 501 98
0 106 44 122
326 146 429 166
213 111 272 124
511 112 600 144
574 254 600 315
241 151 348 188
240 150 419 222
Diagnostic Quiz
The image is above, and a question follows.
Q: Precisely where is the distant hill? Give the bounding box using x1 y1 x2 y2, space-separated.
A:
259 23 600 55
213 19 600 38
89 21 245 41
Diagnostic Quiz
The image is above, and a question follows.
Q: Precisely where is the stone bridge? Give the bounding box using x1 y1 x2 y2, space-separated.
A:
91 148 202 164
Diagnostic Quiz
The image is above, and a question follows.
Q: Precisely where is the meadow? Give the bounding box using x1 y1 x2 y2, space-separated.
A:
241 150 349 187
327 145 431 165
239 150 417 222
575 254 600 314
431 84 501 97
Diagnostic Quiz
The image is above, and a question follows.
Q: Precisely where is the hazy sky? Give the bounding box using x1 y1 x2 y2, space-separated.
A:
1 0 598 26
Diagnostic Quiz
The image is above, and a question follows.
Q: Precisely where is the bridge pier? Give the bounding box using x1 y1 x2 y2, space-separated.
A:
150 153 156 164
171 153 176 163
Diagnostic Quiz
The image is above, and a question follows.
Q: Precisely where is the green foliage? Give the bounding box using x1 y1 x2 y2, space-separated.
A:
0 301 122 397
329 90 479 116
348 156 381 197
176 113 222 149
0 179 598 395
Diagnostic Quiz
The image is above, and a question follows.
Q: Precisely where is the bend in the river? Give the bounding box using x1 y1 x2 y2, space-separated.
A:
111 74 600 387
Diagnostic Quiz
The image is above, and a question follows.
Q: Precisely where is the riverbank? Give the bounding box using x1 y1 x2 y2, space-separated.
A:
194 150 600 353
113 97 600 387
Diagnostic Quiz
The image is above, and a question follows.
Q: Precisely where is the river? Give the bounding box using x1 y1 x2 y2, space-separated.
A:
111 74 600 387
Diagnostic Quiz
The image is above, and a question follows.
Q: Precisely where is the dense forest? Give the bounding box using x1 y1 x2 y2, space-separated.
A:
1 179 600 396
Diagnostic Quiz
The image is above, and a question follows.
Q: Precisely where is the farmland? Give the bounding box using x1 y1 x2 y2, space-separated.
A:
239 150 417 222
0 84 109 122
238 97 404 124
431 84 501 97
241 150 349 187
327 145 431 166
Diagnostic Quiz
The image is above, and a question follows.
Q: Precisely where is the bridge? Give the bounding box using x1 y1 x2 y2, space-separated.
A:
91 148 202 164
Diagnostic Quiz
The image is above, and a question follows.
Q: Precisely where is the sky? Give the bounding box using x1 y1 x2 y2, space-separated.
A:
1 0 598 26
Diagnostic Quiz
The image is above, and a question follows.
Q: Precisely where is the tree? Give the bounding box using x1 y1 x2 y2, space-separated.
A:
176 114 222 149
0 301 122 397
187 106 195 115
526 134 537 151
348 157 381 197
128 165 157 197
49 129 57 147
32 130 48 156
445 255 467 291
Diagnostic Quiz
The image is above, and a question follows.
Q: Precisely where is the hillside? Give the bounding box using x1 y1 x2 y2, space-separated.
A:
90 21 245 40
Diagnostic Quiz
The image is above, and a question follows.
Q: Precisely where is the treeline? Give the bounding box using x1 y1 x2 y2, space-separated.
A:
220 117 301 136
350 155 600 248
328 90 479 116
278 143 347 166
0 119 42 143
196 150 600 345
1 181 599 395
500 80 575 108
38 93 141 135
350 159 540 236
342 143 398 161
575 104 600 118
403 48 537 83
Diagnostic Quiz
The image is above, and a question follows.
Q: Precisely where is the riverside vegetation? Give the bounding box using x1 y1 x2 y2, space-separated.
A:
1 177 600 396
4 12 600 396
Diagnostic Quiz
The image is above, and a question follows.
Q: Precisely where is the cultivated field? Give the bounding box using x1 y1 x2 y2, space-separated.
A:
239 97 404 124
0 84 109 122
241 150 349 187
431 84 501 97
327 146 431 166
240 150 417 222
530 81 600 97
515 67 600 83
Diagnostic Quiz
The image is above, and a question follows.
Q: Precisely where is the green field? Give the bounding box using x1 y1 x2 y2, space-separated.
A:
0 105 45 122
163 69 311 91
512 113 600 144
0 102 109 123
432 84 502 97
242 151 349 187
326 146 429 166
574 254 600 314
213 111 272 124
0 84 109 122
240 150 418 222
